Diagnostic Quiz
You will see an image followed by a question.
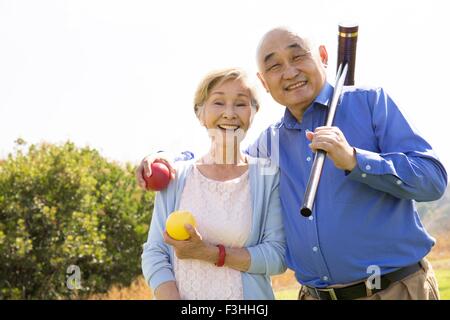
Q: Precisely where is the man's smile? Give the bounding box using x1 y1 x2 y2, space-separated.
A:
285 80 307 91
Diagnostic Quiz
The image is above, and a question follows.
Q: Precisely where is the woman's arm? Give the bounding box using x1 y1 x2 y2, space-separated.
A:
245 171 286 276
154 281 181 300
141 191 177 297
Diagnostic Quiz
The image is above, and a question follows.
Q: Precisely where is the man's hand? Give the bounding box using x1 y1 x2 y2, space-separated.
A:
306 126 357 171
135 153 176 189
163 225 216 262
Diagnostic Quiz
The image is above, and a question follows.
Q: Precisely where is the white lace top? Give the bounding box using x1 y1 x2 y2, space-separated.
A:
174 164 253 300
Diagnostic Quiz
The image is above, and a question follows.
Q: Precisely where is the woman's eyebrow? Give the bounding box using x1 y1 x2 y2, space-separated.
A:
210 91 249 98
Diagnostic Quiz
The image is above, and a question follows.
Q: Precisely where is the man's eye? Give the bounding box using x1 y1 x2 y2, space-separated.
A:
293 52 310 62
267 64 280 72
236 103 247 107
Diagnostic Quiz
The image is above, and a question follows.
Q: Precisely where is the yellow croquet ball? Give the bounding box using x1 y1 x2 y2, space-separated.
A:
166 210 196 240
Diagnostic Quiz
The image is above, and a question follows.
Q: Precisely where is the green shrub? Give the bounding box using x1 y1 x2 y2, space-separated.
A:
0 141 153 299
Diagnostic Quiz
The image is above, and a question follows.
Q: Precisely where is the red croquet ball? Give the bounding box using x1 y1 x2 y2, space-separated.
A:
143 162 171 191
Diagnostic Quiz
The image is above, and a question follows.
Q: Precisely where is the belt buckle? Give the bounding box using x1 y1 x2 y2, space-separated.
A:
315 287 338 300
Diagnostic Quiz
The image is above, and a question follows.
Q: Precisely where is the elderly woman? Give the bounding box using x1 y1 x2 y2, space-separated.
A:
141 68 286 300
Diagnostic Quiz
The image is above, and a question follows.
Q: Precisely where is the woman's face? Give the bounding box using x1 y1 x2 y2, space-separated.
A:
200 79 255 142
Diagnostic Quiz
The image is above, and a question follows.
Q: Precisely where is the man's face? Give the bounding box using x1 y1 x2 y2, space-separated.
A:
257 30 327 117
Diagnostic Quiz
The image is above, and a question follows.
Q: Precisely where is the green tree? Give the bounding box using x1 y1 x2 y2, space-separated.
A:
0 141 154 299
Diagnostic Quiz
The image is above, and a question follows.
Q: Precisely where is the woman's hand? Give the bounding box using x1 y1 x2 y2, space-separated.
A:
163 225 216 261
164 225 251 271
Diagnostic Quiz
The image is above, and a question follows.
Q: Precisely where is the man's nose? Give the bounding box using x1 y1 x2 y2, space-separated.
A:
283 63 300 80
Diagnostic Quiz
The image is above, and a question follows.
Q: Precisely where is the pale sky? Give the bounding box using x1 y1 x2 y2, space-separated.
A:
1 0 449 170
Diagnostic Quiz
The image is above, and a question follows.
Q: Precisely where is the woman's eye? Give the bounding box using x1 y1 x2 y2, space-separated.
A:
214 101 224 106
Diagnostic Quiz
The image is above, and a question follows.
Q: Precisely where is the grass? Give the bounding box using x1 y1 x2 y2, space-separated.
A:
274 288 298 300
435 269 450 300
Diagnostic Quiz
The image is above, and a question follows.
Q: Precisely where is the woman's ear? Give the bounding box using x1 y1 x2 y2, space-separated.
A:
197 106 206 126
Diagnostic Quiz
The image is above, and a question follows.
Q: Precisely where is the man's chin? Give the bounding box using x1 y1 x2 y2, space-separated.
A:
272 92 309 109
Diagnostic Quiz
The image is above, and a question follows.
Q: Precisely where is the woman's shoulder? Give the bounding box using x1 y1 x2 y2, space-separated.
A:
247 155 280 174
247 155 280 185
155 159 196 208
172 158 196 177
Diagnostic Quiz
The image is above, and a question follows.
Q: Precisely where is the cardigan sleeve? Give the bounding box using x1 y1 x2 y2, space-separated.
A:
246 170 287 275
141 189 175 293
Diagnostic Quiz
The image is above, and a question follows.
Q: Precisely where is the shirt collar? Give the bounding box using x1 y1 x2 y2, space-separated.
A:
315 81 334 108
281 82 334 129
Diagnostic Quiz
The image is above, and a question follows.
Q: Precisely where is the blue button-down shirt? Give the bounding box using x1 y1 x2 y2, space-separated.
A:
244 82 447 287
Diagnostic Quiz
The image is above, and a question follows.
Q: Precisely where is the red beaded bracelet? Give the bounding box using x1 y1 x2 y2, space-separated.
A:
215 244 226 267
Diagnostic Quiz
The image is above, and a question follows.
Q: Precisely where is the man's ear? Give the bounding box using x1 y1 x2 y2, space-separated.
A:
319 45 328 65
257 72 269 93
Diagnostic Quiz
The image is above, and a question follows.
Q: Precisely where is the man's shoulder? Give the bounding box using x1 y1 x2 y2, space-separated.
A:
266 116 285 131
341 85 385 96
340 86 390 110
249 117 283 143
252 119 283 144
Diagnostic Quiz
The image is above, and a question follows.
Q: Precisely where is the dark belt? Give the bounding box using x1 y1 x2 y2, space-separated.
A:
305 261 423 300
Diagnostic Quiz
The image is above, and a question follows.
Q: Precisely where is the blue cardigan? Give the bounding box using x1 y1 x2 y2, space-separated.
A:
141 158 287 300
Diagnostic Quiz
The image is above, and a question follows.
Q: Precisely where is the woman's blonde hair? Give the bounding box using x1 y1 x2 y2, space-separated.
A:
193 68 260 118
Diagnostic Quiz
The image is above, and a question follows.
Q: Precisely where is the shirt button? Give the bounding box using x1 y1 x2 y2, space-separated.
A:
312 246 318 252
323 276 329 281
365 164 371 171
361 173 367 178
309 215 314 221
306 156 312 162
396 180 402 185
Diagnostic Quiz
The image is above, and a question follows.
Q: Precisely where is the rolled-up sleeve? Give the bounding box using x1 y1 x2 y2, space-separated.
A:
347 87 447 201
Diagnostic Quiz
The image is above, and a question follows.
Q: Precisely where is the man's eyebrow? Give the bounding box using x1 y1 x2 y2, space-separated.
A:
263 52 275 64
286 43 305 50
263 43 307 64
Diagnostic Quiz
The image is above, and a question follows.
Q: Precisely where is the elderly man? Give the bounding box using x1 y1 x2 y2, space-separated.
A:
138 28 447 300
